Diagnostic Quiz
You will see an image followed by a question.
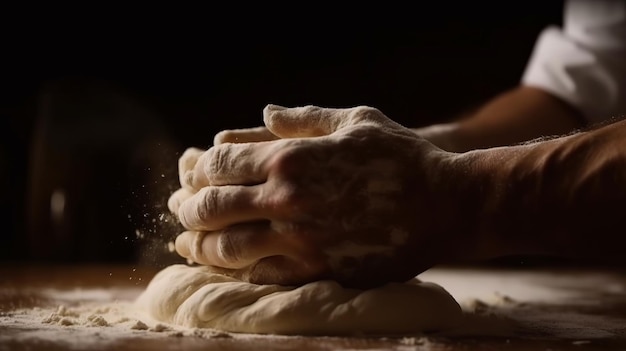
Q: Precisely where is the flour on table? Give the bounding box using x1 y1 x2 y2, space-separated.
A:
3 268 626 348
1 294 238 347
134 264 463 335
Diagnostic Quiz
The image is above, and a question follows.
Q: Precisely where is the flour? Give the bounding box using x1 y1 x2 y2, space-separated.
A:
419 269 626 340
86 314 109 326
130 320 149 330
0 288 241 347
2 268 626 348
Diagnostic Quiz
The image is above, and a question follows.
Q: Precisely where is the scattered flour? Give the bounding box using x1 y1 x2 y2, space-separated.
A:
0 286 247 348
130 320 149 330
86 314 109 327
2 268 626 348
149 323 170 332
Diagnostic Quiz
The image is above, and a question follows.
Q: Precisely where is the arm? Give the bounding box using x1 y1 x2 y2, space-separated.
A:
420 0 626 153
168 105 625 287
452 117 626 261
415 86 585 152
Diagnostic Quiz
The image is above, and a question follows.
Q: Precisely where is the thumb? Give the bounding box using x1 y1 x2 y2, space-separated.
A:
263 104 383 138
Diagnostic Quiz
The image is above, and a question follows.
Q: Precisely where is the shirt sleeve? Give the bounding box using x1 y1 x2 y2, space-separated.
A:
521 0 626 125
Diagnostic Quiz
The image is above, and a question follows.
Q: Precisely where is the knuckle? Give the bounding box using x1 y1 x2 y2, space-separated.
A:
179 147 204 172
204 145 228 184
350 106 384 124
276 184 299 206
180 187 218 228
199 187 220 220
213 130 231 145
344 124 381 139
177 205 193 229
182 170 195 188
301 105 319 115
216 232 241 265
271 183 311 213
270 220 307 237
274 147 297 166
269 146 302 176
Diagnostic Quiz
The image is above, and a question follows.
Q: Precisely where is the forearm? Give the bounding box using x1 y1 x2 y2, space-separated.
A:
416 86 586 152
453 118 626 260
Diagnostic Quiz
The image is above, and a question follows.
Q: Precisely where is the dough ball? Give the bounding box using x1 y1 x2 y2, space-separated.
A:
135 264 463 335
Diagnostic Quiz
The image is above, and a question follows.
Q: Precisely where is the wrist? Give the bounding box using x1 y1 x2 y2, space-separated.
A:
415 147 492 263
435 147 540 262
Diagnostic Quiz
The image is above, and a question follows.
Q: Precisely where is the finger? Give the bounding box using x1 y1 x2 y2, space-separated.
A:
178 185 266 231
193 256 330 286
213 126 279 145
184 141 280 190
167 188 194 214
263 104 385 138
178 147 205 190
175 224 291 269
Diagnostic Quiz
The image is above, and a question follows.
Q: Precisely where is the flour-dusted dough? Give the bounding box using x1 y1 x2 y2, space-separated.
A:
135 264 462 335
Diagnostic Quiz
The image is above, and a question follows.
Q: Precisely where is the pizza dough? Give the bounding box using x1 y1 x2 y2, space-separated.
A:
134 264 463 335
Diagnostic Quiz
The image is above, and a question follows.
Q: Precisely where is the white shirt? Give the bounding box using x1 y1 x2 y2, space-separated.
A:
522 0 626 124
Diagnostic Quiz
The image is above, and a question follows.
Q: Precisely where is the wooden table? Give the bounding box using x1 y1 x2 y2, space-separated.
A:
1 264 625 350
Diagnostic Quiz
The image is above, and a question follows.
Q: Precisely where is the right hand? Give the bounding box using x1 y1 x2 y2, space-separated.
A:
166 105 478 288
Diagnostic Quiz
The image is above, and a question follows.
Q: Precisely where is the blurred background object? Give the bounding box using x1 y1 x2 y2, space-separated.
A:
25 79 181 266
4 2 584 268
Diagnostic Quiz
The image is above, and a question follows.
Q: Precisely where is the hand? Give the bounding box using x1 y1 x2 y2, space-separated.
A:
168 105 466 288
213 126 279 145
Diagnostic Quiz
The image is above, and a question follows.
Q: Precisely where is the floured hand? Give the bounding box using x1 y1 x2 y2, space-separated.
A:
213 126 279 145
168 105 468 288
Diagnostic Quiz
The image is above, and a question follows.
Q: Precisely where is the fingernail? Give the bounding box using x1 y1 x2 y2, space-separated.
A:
175 232 191 257
167 194 179 214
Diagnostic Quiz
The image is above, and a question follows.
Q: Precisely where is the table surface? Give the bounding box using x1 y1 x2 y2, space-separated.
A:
1 264 626 351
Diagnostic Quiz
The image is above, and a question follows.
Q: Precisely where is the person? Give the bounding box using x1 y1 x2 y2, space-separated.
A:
167 0 626 288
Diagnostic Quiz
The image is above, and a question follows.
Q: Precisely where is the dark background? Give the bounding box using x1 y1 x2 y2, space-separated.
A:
2 3 569 267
